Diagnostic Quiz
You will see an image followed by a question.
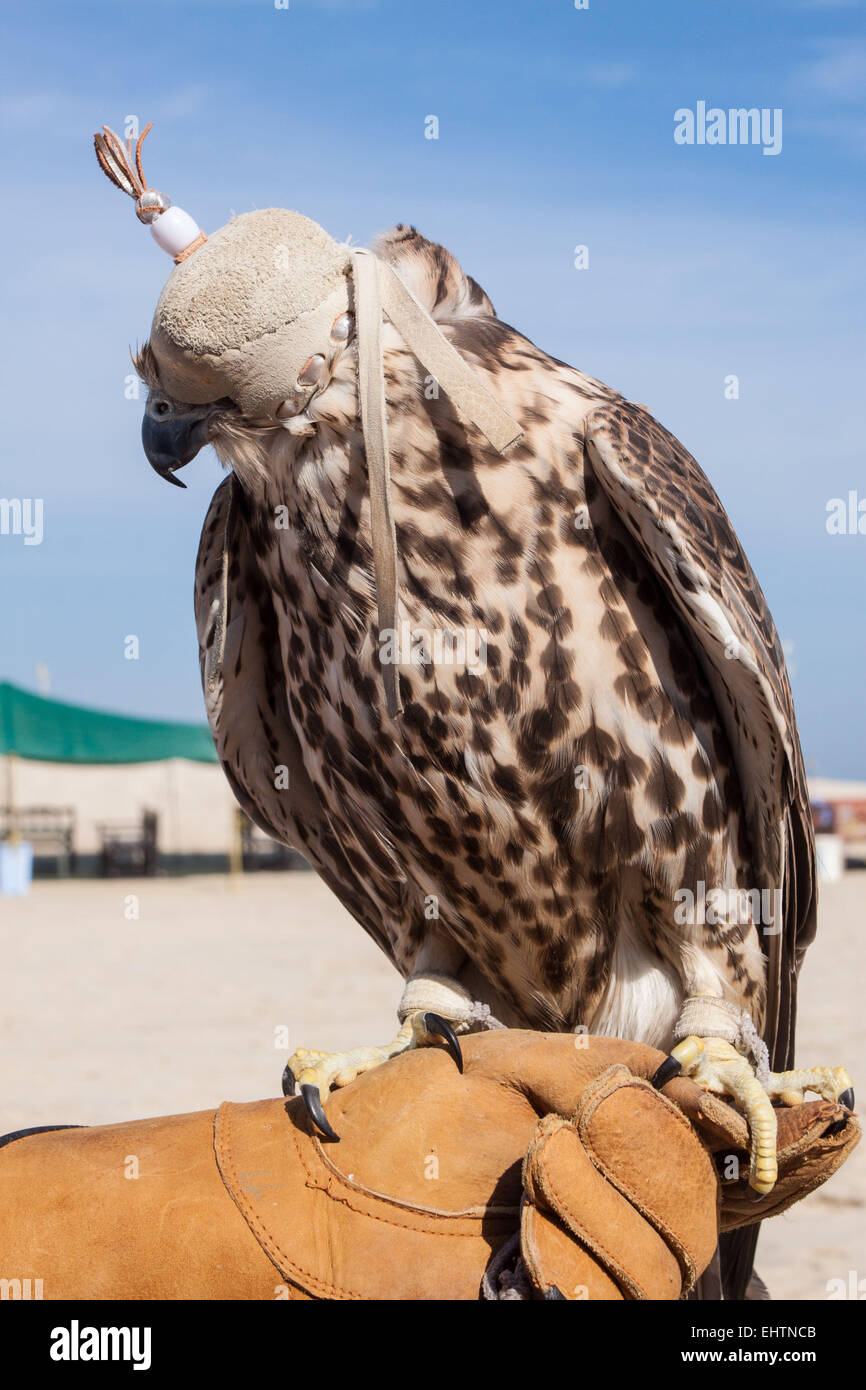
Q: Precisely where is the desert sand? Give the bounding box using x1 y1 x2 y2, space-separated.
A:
1 869 862 1300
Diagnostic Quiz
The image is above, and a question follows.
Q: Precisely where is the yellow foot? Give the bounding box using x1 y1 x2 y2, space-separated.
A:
670 1036 854 1196
286 1011 463 1141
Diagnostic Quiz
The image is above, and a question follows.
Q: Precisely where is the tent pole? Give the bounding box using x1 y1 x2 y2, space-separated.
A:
229 807 244 887
5 753 18 844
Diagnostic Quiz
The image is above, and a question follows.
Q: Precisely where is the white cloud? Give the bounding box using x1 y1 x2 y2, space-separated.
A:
0 90 67 125
790 112 866 153
159 84 211 119
797 38 866 100
583 61 637 89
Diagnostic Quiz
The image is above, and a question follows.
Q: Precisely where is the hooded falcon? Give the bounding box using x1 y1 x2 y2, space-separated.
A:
96 123 852 1298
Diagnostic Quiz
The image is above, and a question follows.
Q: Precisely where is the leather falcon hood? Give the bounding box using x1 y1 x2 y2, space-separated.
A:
149 208 353 419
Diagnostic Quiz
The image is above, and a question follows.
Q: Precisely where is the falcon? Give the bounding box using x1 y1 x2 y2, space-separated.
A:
124 188 851 1296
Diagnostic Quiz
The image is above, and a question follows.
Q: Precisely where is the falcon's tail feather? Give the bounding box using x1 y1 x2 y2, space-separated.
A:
719 1224 762 1301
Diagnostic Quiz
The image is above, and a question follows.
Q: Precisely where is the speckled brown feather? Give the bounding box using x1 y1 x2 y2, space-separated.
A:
185 224 814 1065
583 403 815 1069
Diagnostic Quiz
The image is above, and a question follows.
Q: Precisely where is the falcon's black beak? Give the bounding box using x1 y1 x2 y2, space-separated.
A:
142 400 215 489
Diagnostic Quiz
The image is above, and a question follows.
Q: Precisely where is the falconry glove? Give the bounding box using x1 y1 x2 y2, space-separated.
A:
0 1031 856 1300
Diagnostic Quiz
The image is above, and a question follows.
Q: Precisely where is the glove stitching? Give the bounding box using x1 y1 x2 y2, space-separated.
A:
216 1103 360 1301
305 1126 520 1222
291 1120 508 1234
217 1103 516 1302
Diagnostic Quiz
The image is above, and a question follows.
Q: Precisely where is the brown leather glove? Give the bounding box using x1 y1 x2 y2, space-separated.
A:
219 1035 722 1300
0 1031 857 1300
516 1060 719 1299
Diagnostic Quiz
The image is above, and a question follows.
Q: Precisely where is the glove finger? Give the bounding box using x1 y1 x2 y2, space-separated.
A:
522 1114 682 1300
459 1030 670 1118
521 1067 720 1299
572 1067 720 1292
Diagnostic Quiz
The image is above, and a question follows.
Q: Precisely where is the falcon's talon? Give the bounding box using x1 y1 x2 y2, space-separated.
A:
286 1010 467 1126
765 1064 854 1111
650 1055 683 1090
671 1035 854 1196
281 1064 297 1098
423 1012 464 1073
300 1083 340 1142
672 1034 778 1194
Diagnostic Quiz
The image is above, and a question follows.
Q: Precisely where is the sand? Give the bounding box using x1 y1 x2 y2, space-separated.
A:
1 869 862 1300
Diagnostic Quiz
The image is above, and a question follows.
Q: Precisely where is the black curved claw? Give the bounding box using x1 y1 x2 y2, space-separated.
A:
545 1284 567 1300
825 1087 855 1137
281 1064 296 1098
301 1083 340 1142
423 1012 464 1074
650 1055 682 1090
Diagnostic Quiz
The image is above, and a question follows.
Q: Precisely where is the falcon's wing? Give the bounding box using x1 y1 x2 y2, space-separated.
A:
585 400 816 1069
194 475 404 960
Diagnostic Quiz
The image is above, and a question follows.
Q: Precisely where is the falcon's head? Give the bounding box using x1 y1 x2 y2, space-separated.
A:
137 343 231 489
95 131 498 504
134 215 497 496
134 329 355 493
131 205 363 492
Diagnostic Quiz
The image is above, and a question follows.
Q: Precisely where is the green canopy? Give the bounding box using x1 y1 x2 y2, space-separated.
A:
0 682 217 765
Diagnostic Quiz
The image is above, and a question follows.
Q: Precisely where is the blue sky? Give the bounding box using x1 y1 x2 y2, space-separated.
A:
1 0 864 774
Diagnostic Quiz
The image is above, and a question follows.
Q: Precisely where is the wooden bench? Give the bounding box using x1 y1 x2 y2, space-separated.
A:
0 805 76 876
96 809 159 878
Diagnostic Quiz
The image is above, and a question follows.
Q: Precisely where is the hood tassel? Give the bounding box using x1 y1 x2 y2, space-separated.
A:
93 121 206 263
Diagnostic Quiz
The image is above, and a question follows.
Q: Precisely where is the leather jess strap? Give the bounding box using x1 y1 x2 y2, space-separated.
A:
350 248 523 718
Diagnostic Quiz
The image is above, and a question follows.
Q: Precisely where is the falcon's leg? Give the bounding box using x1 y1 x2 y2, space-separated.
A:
287 971 483 1141
667 1000 854 1195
